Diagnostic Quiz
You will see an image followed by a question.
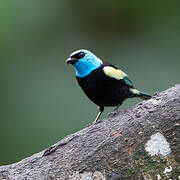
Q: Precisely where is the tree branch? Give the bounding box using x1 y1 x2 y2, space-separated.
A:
0 85 180 180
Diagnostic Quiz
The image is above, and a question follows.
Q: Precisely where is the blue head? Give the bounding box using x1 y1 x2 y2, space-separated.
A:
66 49 102 78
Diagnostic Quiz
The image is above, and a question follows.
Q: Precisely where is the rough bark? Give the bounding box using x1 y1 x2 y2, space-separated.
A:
0 84 180 180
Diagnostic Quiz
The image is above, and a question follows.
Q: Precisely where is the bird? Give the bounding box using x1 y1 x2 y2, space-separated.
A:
66 49 151 124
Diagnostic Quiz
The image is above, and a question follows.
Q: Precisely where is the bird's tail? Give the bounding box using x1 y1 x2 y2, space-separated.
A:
130 88 152 100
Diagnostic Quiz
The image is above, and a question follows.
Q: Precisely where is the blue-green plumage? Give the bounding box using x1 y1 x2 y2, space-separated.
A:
66 49 151 123
70 49 102 77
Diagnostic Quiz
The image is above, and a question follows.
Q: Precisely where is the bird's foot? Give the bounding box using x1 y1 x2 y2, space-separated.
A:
86 119 101 127
86 122 93 127
93 119 101 125
108 109 119 118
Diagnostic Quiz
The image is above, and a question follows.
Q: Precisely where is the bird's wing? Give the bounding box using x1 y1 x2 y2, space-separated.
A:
102 62 134 88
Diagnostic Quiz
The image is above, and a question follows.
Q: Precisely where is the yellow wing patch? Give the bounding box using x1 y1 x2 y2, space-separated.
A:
130 88 140 94
103 66 126 80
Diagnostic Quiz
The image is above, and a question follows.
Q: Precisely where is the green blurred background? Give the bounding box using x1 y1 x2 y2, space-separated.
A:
0 1 179 165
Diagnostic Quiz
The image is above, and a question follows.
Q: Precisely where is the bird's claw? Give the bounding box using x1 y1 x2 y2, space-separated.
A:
108 109 119 118
93 119 101 124
86 122 93 127
86 119 101 127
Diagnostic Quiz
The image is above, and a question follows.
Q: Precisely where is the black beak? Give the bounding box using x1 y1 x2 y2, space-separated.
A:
66 57 78 65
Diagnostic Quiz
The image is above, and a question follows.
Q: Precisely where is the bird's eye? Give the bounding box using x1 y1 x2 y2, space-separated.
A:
79 52 85 58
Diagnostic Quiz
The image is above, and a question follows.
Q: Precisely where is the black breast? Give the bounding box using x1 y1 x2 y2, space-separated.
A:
76 66 131 107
